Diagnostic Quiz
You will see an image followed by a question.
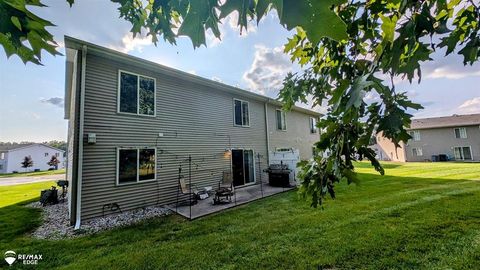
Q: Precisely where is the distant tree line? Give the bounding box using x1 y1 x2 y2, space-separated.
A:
0 141 67 152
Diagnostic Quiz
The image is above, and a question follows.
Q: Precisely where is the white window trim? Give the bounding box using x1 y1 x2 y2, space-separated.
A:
409 130 421 141
454 127 467 139
412 147 423 156
276 109 287 131
309 117 317 133
453 146 473 160
117 70 157 117
116 147 157 186
233 98 251 127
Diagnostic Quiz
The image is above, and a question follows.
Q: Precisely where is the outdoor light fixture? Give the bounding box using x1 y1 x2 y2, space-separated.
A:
87 133 96 144
224 149 231 158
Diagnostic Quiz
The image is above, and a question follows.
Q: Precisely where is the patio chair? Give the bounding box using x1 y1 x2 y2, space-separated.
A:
213 171 235 204
176 176 198 206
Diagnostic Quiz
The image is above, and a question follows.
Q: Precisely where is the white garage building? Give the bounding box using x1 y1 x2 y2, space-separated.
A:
0 144 65 174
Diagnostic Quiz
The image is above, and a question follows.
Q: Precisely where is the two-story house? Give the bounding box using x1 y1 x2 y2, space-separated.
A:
64 37 320 227
375 114 480 162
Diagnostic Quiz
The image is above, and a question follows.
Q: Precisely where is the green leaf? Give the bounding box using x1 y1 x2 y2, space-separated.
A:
256 0 283 22
346 75 374 109
11 16 22 31
178 0 210 48
219 0 250 30
280 0 348 43
380 14 397 44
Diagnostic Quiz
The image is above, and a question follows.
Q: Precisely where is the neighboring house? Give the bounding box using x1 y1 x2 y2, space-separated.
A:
0 143 65 173
375 114 480 162
63 37 321 227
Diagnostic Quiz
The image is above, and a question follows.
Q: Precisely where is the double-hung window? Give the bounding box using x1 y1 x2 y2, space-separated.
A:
118 71 155 116
234 99 250 127
412 147 423 156
117 148 156 185
276 109 287 131
454 127 467 138
309 117 317 133
409 130 421 141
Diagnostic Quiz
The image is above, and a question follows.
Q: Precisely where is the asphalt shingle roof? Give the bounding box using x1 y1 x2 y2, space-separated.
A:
408 113 480 130
0 143 35 152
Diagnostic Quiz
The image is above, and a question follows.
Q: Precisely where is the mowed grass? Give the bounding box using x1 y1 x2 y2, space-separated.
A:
0 181 56 208
0 169 65 178
1 162 480 269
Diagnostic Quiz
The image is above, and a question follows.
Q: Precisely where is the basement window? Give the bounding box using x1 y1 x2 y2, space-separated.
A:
117 148 156 185
276 109 287 131
234 99 250 127
118 71 156 116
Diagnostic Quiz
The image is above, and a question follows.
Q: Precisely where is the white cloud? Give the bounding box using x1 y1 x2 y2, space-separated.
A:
211 76 223 82
243 45 293 96
423 52 480 80
458 97 480 114
113 33 153 53
426 67 480 79
205 10 257 47
40 97 64 107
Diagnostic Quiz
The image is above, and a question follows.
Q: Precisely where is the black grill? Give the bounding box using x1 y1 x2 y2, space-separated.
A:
265 164 292 187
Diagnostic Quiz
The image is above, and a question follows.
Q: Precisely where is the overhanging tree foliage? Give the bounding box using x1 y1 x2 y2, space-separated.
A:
1 0 479 206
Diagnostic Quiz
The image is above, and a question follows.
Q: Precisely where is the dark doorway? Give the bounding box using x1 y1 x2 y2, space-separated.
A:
231 149 255 187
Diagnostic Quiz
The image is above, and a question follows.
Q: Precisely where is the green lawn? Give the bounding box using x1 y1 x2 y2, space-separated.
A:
0 169 65 178
0 181 56 208
1 162 480 269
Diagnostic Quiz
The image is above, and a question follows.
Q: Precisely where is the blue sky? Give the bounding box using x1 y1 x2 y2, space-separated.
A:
0 0 479 142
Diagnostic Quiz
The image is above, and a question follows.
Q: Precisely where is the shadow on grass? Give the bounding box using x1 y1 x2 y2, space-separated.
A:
1 173 480 269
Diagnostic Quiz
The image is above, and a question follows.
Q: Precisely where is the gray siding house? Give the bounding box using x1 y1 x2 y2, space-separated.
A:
64 37 320 227
375 114 480 162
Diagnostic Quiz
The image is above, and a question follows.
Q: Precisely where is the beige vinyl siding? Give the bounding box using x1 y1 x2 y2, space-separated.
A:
267 105 319 160
80 53 269 220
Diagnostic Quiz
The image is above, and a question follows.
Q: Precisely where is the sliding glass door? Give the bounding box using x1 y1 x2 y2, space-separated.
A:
231 149 255 187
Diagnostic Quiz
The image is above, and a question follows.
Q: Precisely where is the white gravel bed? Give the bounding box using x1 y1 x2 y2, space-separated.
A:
28 199 171 240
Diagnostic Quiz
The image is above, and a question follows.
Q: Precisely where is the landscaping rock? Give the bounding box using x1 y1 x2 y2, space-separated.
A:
28 199 171 240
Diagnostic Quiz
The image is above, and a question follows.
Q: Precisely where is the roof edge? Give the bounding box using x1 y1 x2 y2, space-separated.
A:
64 36 321 116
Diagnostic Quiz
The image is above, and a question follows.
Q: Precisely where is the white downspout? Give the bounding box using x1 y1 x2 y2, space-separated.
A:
264 101 270 165
75 45 87 230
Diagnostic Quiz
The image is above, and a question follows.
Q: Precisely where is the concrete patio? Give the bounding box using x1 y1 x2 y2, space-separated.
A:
167 182 296 219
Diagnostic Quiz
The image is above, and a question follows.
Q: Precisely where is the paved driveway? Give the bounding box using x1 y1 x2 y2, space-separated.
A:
0 174 66 186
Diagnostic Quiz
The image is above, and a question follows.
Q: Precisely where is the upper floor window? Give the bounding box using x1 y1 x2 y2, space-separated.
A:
234 99 250 127
309 117 317 133
276 109 287 131
118 71 155 116
409 130 421 141
454 127 467 138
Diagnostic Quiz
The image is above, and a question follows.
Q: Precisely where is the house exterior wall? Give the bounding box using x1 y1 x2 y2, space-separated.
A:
76 52 319 221
375 132 407 162
267 105 320 160
0 153 8 173
405 125 480 161
3 145 65 173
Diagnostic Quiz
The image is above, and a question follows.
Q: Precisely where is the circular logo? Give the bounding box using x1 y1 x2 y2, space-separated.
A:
4 251 16 266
